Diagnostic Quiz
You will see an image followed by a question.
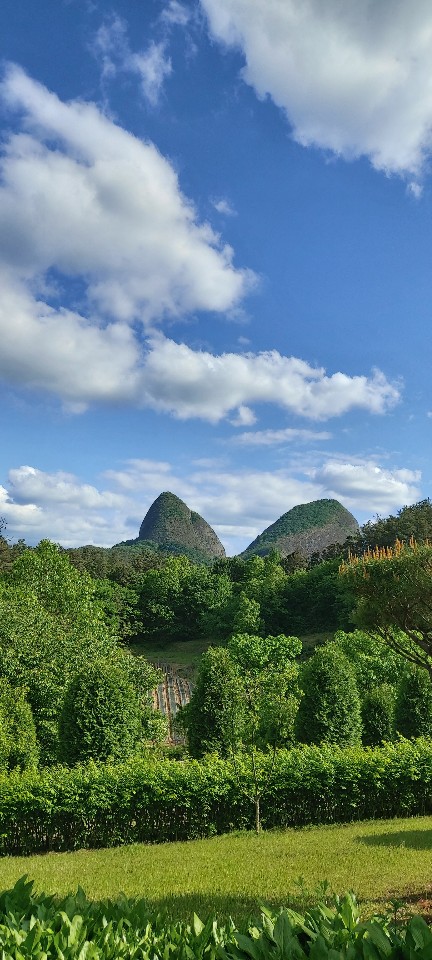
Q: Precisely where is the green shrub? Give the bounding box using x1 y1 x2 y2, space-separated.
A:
181 646 245 758
361 684 395 746
0 739 432 854
295 645 362 746
395 666 432 738
58 660 143 765
0 679 38 771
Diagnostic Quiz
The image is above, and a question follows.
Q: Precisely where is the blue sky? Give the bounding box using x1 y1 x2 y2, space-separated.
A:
0 0 431 553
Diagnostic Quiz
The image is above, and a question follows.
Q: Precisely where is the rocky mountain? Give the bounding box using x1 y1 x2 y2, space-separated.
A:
242 498 359 560
120 492 226 564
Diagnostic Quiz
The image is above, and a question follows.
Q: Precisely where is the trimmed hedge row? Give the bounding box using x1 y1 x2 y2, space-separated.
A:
1 738 431 854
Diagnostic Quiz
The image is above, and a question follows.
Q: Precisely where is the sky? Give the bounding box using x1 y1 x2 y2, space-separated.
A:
0 0 431 554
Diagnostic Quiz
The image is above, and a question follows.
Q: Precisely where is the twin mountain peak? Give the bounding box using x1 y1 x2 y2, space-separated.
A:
120 491 359 562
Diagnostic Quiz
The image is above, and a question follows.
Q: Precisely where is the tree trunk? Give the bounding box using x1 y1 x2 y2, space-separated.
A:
255 792 261 834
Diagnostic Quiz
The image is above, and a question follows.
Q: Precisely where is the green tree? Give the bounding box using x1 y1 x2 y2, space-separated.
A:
232 592 261 634
333 630 407 697
361 685 395 746
181 646 245 759
137 556 231 646
0 540 157 763
295 645 362 747
228 632 301 832
182 632 301 831
395 667 432 739
341 542 432 677
358 499 432 550
59 660 143 765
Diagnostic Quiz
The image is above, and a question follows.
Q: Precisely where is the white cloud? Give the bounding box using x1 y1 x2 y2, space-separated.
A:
0 67 403 421
0 65 251 325
0 270 143 411
94 18 173 105
212 197 237 216
161 1 191 27
0 455 422 551
234 427 332 446
0 469 133 547
0 274 401 419
229 405 257 426
407 181 423 199
8 466 125 509
311 460 421 512
129 42 172 107
92 14 128 80
201 0 432 179
141 337 400 421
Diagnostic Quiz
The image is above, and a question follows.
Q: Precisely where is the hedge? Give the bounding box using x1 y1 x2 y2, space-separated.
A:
0 738 431 854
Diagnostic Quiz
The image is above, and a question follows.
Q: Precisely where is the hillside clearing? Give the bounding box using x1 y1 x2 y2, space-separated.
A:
134 632 331 672
1 816 432 923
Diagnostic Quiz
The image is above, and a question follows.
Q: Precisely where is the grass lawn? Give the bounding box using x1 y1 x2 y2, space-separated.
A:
1 816 432 923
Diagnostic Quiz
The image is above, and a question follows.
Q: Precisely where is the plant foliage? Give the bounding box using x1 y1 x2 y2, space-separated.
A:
295 645 362 746
0 739 432 854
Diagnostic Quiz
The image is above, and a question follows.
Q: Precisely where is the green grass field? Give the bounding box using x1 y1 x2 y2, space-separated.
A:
133 632 331 672
2 816 432 923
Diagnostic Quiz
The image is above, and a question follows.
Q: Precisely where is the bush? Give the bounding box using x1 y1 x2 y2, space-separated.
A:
0 739 432 854
58 660 143 765
361 685 395 746
0 680 38 771
295 645 362 747
395 666 432 738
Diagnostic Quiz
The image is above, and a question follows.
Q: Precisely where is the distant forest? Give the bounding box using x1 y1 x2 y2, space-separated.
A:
0 499 431 650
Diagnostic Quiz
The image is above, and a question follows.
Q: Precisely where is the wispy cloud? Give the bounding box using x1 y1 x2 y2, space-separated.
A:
161 1 192 27
212 197 237 216
233 427 332 446
128 42 172 107
93 15 172 106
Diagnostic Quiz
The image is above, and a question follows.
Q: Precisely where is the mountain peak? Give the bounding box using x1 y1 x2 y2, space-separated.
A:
138 491 226 562
242 498 358 559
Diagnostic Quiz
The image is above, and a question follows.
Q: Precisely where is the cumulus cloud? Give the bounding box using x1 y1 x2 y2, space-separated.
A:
8 466 125 510
0 274 401 419
141 337 400 421
0 466 133 547
0 455 422 551
201 0 432 180
0 65 251 325
0 66 403 421
311 460 421 512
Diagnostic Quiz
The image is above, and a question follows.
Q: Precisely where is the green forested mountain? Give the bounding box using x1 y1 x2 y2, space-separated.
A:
116 492 226 565
242 498 359 559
